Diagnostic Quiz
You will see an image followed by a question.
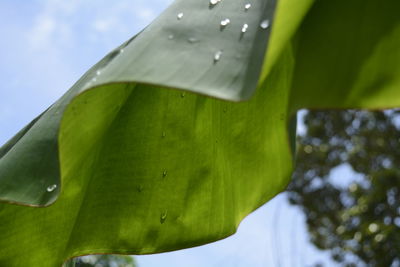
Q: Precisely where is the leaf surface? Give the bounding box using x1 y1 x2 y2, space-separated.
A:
1 0 400 266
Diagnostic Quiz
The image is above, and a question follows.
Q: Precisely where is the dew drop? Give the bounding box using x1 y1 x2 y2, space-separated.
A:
168 34 174 40
181 92 186 98
137 185 143 192
187 37 199 43
162 131 166 138
96 70 101 76
163 170 167 177
241 23 249 33
210 0 221 5
47 184 57 192
214 50 223 62
245 3 251 10
220 18 230 27
120 48 124 54
160 210 168 224
260 19 270 29
177 12 184 20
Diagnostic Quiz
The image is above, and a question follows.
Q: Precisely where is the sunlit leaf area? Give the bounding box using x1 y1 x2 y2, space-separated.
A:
65 109 400 266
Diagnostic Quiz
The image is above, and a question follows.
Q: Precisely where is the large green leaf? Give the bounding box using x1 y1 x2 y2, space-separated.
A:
1 0 400 266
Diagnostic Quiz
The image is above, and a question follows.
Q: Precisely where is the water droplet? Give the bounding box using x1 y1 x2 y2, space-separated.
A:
120 48 124 54
177 12 184 20
214 50 223 62
220 18 230 27
96 70 101 76
137 185 143 192
187 37 199 43
181 92 186 98
163 170 167 177
160 210 168 224
260 19 270 29
210 0 221 5
168 34 174 40
162 131 166 138
241 23 249 33
47 184 57 192
245 3 251 10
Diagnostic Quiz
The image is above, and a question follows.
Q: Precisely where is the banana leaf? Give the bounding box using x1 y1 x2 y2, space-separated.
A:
1 0 400 266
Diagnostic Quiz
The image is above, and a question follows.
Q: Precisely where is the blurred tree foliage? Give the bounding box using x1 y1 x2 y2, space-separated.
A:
64 254 136 267
288 110 400 266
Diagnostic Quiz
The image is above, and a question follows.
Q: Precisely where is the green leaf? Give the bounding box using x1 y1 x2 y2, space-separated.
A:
1 0 400 266
290 0 400 111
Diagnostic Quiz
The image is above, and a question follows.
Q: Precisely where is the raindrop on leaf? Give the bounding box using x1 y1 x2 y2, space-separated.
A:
210 0 221 5
214 50 223 62
260 19 270 29
160 210 168 224
220 18 230 27
241 23 249 33
47 184 57 192
187 37 199 43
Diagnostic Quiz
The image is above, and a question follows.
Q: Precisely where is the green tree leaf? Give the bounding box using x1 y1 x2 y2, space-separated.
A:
289 110 400 266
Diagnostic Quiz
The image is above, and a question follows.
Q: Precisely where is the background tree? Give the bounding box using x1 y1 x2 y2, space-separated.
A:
288 110 400 266
64 255 136 267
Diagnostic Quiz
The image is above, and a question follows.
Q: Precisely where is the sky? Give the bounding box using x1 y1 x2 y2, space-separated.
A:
0 1 339 266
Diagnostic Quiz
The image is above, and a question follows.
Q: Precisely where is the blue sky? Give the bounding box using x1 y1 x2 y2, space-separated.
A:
0 1 339 266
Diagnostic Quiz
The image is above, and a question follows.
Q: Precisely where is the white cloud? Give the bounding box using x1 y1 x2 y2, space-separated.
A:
28 15 56 48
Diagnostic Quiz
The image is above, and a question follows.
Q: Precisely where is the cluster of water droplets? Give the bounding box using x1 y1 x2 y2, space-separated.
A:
86 48 126 87
152 1 272 223
174 1 271 63
241 23 249 33
220 18 230 27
